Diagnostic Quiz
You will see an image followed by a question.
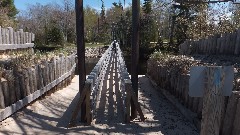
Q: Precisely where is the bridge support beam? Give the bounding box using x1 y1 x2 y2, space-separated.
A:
76 0 86 122
131 0 140 119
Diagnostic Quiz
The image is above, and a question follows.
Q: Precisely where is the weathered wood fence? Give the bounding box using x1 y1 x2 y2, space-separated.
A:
0 53 76 121
147 58 240 134
0 26 35 51
179 29 240 55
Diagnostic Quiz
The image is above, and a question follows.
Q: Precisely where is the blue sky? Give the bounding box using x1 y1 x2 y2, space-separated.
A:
14 0 133 11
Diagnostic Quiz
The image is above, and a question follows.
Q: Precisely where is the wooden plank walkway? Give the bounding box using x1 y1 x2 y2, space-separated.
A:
0 52 199 134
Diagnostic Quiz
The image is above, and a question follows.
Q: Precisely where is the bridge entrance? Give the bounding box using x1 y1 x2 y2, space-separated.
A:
73 0 141 125
70 42 144 125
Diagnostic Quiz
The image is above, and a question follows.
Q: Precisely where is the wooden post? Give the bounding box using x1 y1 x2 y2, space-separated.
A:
76 0 86 122
23 32 26 44
8 27 14 44
14 32 17 44
1 78 9 107
45 61 50 86
4 70 17 105
85 80 92 125
212 35 217 54
222 92 240 135
200 67 226 135
27 68 34 94
0 81 5 109
32 66 38 92
17 70 26 99
2 28 6 44
0 26 2 44
25 32 29 43
19 29 24 44
232 97 240 135
5 29 9 44
235 29 240 55
28 32 31 43
131 0 140 119
125 80 131 123
23 68 31 96
13 70 21 101
38 64 44 90
17 31 20 44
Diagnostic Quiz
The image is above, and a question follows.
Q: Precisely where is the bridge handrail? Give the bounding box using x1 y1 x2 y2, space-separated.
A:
115 43 132 122
116 43 145 122
85 43 113 119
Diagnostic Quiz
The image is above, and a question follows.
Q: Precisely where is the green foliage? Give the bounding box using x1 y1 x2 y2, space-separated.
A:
232 5 240 28
143 0 152 14
84 6 98 42
0 0 18 27
46 25 64 46
1 0 18 18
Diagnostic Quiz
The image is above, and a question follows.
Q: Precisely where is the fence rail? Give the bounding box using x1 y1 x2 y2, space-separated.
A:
0 26 35 50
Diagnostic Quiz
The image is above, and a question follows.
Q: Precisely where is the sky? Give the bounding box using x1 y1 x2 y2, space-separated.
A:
14 0 133 11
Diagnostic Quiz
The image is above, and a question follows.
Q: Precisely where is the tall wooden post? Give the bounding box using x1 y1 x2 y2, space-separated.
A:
131 0 140 119
76 0 86 122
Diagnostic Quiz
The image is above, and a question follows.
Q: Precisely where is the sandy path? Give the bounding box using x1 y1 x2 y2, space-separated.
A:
0 53 199 135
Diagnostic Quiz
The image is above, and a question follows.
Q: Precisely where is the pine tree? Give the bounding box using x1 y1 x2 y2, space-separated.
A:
143 0 152 14
100 0 105 21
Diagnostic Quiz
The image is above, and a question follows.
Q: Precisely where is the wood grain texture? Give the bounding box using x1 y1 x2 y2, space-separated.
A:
232 93 240 135
1 78 9 107
200 67 225 135
0 82 5 109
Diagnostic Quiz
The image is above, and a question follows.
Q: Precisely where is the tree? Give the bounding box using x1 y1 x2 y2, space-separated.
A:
143 0 152 14
84 6 98 42
139 0 158 58
1 0 18 18
0 0 18 27
17 2 76 46
231 4 240 29
97 0 109 43
47 21 64 45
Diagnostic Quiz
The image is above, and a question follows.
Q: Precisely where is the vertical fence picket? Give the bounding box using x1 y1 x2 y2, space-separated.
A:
0 26 2 44
1 77 9 107
0 81 5 109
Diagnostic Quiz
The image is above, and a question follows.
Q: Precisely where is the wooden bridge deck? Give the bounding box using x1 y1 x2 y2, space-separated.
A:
0 52 199 135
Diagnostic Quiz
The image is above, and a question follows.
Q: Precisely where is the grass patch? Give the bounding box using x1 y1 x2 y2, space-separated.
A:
85 43 107 48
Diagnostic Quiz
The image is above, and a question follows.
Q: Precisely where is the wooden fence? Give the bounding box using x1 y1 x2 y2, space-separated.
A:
179 29 240 55
0 53 76 121
147 59 240 134
0 26 35 50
